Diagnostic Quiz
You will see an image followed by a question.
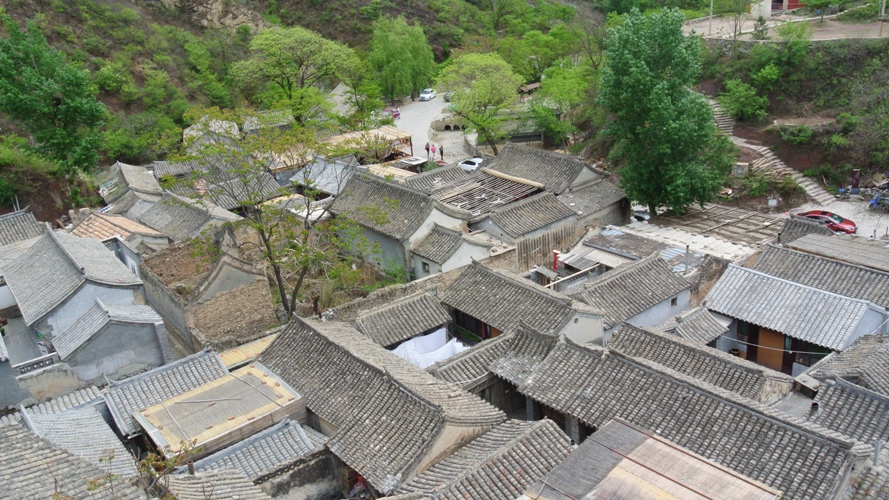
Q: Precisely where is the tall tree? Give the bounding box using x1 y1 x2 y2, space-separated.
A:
0 13 106 175
368 16 435 101
598 9 734 215
233 26 353 104
437 53 523 155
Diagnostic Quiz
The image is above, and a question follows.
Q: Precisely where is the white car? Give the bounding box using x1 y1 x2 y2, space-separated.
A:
419 88 437 101
457 157 484 171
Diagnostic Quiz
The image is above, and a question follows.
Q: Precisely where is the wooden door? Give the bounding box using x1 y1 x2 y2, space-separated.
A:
757 328 786 373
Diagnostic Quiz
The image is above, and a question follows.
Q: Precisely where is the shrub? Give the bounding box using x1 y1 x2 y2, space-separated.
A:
719 79 769 122
780 124 814 144
752 63 780 91
93 62 130 93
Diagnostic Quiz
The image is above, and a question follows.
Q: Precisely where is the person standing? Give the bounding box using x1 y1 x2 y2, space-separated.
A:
439 145 444 160
425 142 430 158
431 144 436 158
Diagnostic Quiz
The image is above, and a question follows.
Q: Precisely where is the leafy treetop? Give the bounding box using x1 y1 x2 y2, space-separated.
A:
598 8 734 215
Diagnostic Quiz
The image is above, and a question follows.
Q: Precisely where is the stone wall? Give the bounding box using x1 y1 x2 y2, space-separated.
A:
259 452 340 500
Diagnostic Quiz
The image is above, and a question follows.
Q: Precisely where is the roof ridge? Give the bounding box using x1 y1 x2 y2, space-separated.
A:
46 230 86 276
354 291 435 319
107 349 222 387
469 260 573 307
818 376 889 406
763 243 889 278
489 191 557 214
611 324 792 380
583 252 664 289
0 207 34 221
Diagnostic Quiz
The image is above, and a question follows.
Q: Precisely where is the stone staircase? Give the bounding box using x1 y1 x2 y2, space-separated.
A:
745 144 836 206
709 100 735 135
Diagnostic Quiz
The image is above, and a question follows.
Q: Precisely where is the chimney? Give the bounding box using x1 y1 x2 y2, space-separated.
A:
187 460 195 475
874 440 882 467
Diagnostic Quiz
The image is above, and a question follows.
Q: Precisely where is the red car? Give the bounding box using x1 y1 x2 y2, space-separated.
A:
796 210 857 234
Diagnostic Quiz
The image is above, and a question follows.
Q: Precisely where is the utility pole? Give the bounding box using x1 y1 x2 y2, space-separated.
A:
881 0 887 37
709 0 715 34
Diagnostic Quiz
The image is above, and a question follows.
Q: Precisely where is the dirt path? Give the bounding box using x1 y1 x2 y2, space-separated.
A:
684 15 888 41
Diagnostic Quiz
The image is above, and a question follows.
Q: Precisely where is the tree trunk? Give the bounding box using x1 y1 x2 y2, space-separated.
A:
260 229 291 318
648 203 657 218
288 265 310 319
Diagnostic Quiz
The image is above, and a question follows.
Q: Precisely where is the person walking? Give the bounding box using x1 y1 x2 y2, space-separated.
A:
424 142 430 158
439 145 444 161
431 144 436 159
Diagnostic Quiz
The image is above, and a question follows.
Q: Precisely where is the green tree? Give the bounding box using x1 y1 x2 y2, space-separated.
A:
803 0 840 21
437 52 523 155
598 9 735 215
719 79 769 122
233 25 354 103
0 13 106 175
368 16 435 101
528 60 591 146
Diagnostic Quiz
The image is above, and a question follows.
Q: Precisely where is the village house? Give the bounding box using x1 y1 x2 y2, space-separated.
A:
0 208 46 316
806 332 889 395
704 264 887 375
352 291 451 349
517 340 872 498
136 192 240 243
257 317 506 497
518 418 781 500
752 243 889 309
788 233 889 273
330 172 467 271
484 143 608 195
104 349 228 439
139 230 279 355
21 405 137 478
437 260 603 344
0 229 159 406
384 419 572 499
430 325 558 416
98 161 164 219
663 306 731 346
555 178 629 228
134 363 306 461
186 418 334 497
165 469 271 499
70 212 170 269
776 214 834 245
607 324 794 404
0 384 103 428
288 154 357 196
409 224 494 278
579 254 691 338
0 422 145 499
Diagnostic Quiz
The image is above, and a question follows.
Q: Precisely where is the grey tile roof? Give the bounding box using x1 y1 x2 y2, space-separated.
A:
189 418 328 482
0 209 45 246
207 171 283 210
844 448 889 500
608 324 792 402
556 179 626 216
404 165 471 194
24 407 137 477
257 317 505 494
353 292 451 347
778 215 834 245
0 422 144 499
394 419 572 499
3 231 141 325
485 192 577 237
118 162 162 196
150 159 208 179
520 342 870 500
753 244 889 308
0 385 104 428
673 306 728 344
104 350 228 437
431 326 557 390
410 224 464 264
243 109 295 132
438 261 580 336
486 143 588 194
331 173 433 241
580 254 689 329
789 234 889 274
809 333 889 396
166 469 270 499
104 189 160 220
810 377 889 443
138 193 214 241
53 299 162 359
290 155 357 196
706 265 881 351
